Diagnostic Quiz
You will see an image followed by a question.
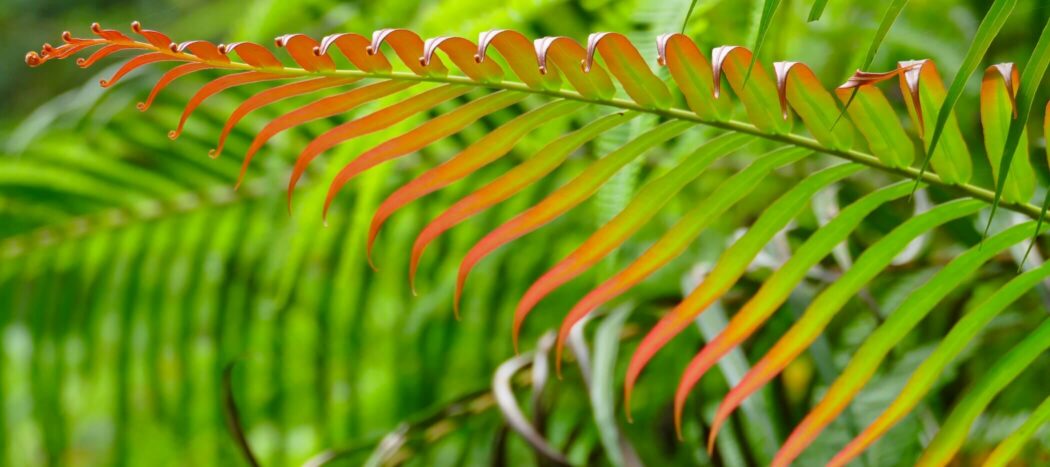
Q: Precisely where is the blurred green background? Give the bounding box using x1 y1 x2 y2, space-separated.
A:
2 0 1050 465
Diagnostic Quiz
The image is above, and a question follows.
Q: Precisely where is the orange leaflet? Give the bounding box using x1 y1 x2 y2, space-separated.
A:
220 42 285 69
477 30 559 90
237 80 418 187
173 40 233 64
409 112 637 296
137 63 213 111
656 33 732 121
211 77 359 159
75 44 139 68
367 100 581 265
423 36 503 82
275 34 335 72
322 91 527 223
287 84 473 207
168 71 290 140
585 32 672 108
456 121 692 330
517 133 752 350
99 52 179 87
535 36 616 100
370 29 447 77
317 33 393 73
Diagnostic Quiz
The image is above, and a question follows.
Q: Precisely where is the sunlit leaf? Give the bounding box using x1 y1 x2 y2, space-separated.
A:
807 0 829 22
747 0 783 82
672 181 914 440
514 132 752 345
556 146 808 372
628 161 862 419
914 317 1050 467
915 0 1018 190
708 199 984 450
984 394 1050 467
980 64 1034 205
456 120 692 321
778 221 1049 466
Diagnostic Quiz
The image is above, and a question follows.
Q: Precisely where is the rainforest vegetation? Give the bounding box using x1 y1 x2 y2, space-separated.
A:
4 0 1050 465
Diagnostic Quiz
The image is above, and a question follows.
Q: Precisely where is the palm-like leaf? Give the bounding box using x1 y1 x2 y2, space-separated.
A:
21 20 1050 465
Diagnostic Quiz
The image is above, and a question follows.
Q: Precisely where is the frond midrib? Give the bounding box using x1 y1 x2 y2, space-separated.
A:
0 178 274 260
8 56 1041 257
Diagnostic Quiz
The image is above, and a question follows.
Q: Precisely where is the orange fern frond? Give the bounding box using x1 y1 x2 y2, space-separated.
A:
25 22 1050 466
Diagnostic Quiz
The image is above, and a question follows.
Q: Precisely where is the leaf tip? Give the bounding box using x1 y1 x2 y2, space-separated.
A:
25 51 43 67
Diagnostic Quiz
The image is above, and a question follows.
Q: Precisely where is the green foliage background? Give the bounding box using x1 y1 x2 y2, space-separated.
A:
2 0 1050 465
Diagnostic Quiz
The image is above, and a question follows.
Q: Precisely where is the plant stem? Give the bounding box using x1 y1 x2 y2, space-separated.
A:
223 63 1040 220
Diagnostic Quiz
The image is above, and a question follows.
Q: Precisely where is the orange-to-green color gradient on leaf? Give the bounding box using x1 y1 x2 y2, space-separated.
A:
366 99 582 262
980 64 1034 204
897 60 973 185
558 145 804 369
626 159 865 418
515 132 751 345
411 111 638 290
455 120 692 320
708 198 984 449
777 220 1050 466
673 181 914 438
9 1 1050 465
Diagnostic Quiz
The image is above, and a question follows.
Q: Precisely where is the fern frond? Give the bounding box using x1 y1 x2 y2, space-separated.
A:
24 22 1050 464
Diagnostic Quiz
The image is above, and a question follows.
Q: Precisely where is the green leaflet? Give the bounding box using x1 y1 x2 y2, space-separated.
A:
1030 107 1050 264
650 162 864 383
835 0 910 122
682 0 700 32
809 198 980 302
710 198 984 447
778 199 984 343
668 163 866 437
514 132 753 342
861 0 909 72
916 0 1018 188
900 61 973 185
1029 104 1050 264
807 0 829 22
918 315 1050 467
0 164 150 208
722 180 913 340
816 221 1049 465
980 65 1034 205
620 146 811 414
985 394 1050 467
695 163 863 290
990 19 1050 246
779 63 855 150
747 0 783 81
835 85 915 168
591 305 633 467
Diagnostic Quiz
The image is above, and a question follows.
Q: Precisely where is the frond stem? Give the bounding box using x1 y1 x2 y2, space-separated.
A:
248 64 1039 219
